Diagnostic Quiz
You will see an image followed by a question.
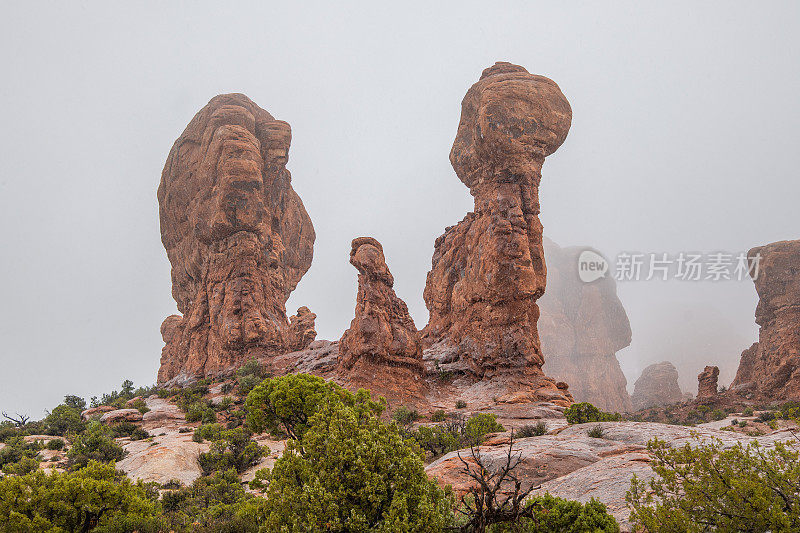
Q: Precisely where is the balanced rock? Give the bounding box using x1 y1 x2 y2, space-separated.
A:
732 241 800 399
287 306 317 351
631 361 684 410
339 237 425 400
696 365 720 401
421 62 573 404
157 94 315 384
539 239 632 412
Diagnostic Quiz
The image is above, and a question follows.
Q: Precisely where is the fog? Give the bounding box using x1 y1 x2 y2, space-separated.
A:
1 2 798 416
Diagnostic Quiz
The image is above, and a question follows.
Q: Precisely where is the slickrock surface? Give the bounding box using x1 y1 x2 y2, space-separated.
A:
80 405 115 420
118 433 208 486
338 237 425 401
157 93 315 384
732 240 800 400
421 62 573 406
428 421 798 531
630 361 684 410
287 306 317 351
696 365 720 401
539 239 632 411
100 409 143 424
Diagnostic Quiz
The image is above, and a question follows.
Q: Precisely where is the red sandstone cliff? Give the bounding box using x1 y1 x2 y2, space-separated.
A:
731 240 800 400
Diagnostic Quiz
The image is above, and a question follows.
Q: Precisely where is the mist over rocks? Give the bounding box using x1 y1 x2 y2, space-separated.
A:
631 361 684 410
539 238 632 412
731 240 800 400
156 94 315 385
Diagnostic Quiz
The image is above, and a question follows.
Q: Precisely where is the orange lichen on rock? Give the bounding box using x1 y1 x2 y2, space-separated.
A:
157 94 315 384
338 237 425 400
421 62 573 404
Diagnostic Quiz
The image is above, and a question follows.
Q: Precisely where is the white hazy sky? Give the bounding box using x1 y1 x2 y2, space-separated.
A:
1 2 798 416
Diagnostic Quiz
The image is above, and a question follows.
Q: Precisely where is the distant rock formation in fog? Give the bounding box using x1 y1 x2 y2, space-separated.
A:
731 240 800 400
631 361 684 410
539 239 632 412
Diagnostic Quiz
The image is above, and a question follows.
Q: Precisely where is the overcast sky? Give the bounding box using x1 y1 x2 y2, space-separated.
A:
1 2 798 416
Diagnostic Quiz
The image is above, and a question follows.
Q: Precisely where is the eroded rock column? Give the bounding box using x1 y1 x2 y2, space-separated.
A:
422 62 573 404
157 94 315 384
339 237 425 400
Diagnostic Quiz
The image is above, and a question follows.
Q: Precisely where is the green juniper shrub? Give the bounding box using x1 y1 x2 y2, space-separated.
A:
711 408 726 421
0 436 41 475
110 421 139 438
128 397 150 415
627 437 800 531
236 374 261 397
43 403 86 436
0 421 19 442
430 409 447 422
45 437 65 451
513 494 620 532
67 421 125 470
455 400 467 409
193 423 224 443
513 421 548 438
564 402 622 425
129 427 150 441
2 456 40 475
464 412 505 444
758 410 777 422
407 413 505 459
254 396 453 531
236 358 269 396
215 396 233 412
63 395 86 411
245 373 384 440
0 460 161 532
161 469 265 533
587 425 605 438
392 406 420 426
742 406 754 417
197 428 266 475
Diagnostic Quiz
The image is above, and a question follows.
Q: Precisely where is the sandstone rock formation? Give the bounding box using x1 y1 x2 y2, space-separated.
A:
539 239 632 412
732 240 800 400
287 306 317 351
421 62 573 404
696 365 720 401
339 237 425 400
631 361 684 410
157 94 315 384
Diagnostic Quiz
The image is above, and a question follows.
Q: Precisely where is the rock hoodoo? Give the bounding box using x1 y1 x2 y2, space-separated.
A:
287 307 317 352
157 94 315 384
421 62 573 404
338 237 425 400
539 239 632 412
731 240 800 400
696 365 720 401
631 361 684 410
